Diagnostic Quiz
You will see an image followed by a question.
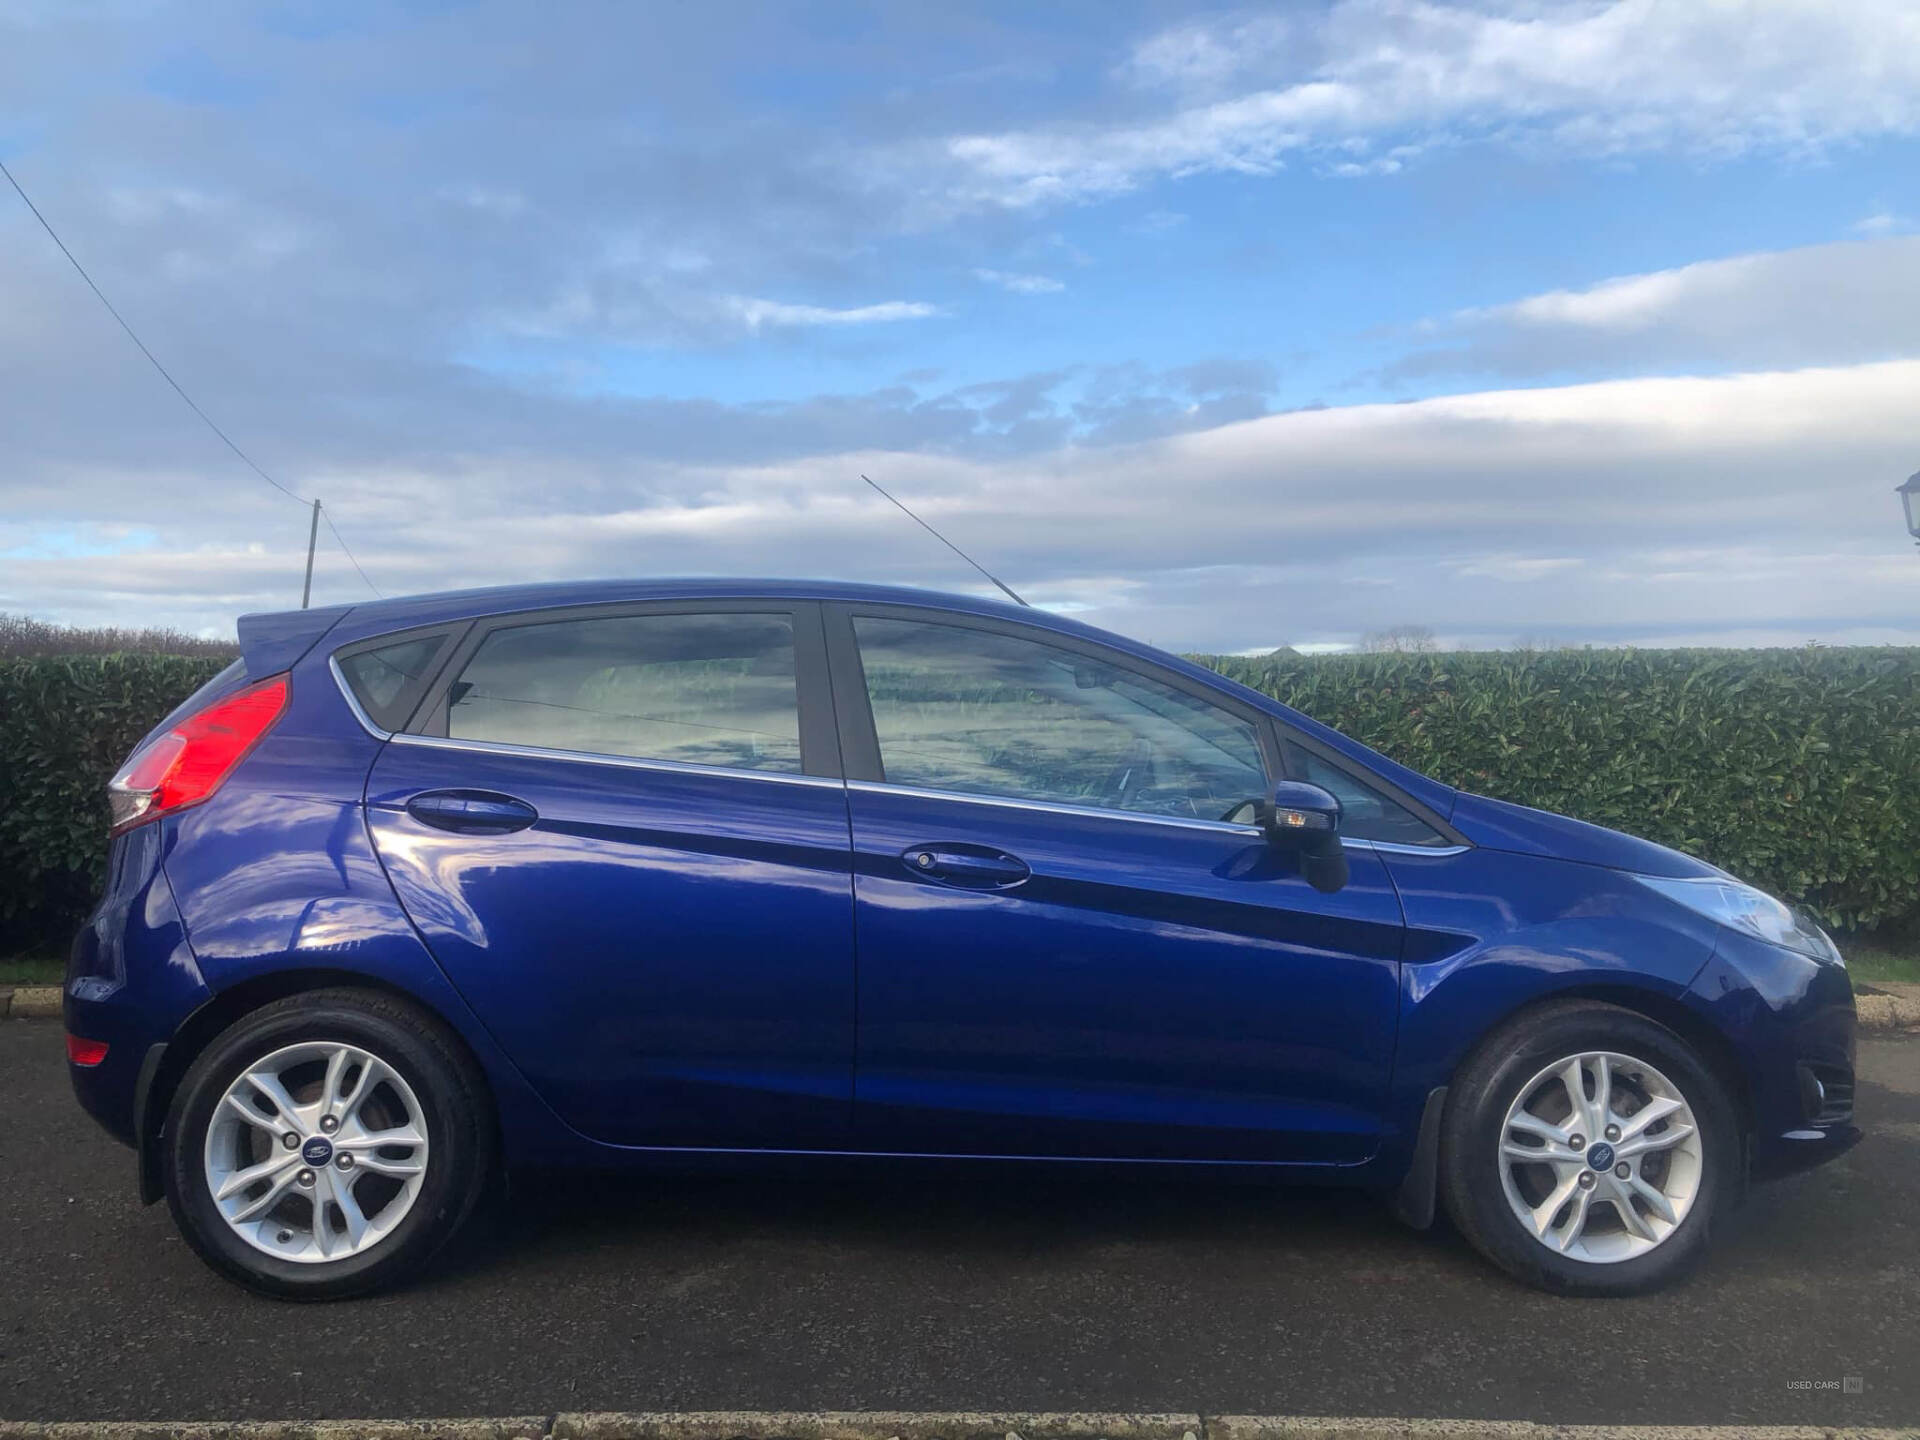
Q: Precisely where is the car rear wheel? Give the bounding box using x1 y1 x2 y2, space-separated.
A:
1439 1000 1738 1296
163 988 492 1299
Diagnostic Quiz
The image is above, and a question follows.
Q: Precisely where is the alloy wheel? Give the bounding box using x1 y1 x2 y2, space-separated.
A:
203 1040 430 1263
1497 1049 1703 1264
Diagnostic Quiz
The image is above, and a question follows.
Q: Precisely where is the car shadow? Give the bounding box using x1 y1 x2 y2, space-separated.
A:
430 1159 1479 1292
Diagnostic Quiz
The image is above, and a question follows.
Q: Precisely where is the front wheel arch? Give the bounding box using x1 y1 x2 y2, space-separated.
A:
1450 984 1755 1165
1437 996 1743 1293
1391 983 1755 1235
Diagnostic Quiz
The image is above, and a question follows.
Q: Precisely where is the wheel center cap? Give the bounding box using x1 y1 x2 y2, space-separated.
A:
1586 1141 1616 1171
301 1136 334 1167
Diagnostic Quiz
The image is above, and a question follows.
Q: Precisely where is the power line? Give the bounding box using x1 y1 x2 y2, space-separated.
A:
320 505 381 597
1 156 380 597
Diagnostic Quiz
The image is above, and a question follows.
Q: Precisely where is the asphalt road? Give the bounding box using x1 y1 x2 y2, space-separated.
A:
1 1022 1914 1428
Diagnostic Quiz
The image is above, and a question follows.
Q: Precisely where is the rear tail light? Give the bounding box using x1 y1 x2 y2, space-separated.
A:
107 674 289 835
66 1034 109 1066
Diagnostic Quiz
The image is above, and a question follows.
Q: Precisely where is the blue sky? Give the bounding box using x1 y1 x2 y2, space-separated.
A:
3 0 1919 652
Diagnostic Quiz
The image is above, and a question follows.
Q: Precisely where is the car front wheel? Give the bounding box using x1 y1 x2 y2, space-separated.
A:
162 988 492 1299
1440 1000 1738 1295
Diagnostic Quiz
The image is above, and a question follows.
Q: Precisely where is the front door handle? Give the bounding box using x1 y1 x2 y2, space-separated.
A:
900 844 1031 891
406 789 539 835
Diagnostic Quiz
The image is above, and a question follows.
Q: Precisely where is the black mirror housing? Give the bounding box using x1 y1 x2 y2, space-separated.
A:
1263 780 1341 840
1260 780 1348 893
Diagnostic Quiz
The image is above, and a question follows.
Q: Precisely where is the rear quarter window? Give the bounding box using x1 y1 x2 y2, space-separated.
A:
337 632 456 731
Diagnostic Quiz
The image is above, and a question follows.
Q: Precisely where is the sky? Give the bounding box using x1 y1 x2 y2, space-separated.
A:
3 0 1919 655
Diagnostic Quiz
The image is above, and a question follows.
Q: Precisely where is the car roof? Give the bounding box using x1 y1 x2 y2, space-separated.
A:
320 576 1036 632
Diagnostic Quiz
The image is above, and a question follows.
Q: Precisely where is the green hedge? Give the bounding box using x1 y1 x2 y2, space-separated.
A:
1203 647 1920 933
2 647 1916 956
0 655 228 955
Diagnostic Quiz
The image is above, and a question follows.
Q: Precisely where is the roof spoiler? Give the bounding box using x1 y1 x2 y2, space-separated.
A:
236 603 354 677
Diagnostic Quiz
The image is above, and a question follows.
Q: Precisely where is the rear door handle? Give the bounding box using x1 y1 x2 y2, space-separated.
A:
406 789 539 835
901 844 1031 890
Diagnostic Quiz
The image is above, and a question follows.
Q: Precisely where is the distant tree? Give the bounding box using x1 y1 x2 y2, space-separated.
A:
0 612 238 660
1360 624 1439 653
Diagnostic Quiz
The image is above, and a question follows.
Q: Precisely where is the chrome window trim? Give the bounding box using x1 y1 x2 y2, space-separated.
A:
1345 837 1471 858
846 779 1473 851
387 730 843 790
846 779 1267 838
329 654 394 741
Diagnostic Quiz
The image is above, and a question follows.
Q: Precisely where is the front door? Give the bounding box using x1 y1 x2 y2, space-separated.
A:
365 602 855 1150
830 608 1406 1165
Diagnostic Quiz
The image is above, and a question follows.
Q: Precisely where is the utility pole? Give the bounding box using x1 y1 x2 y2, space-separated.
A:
301 498 321 609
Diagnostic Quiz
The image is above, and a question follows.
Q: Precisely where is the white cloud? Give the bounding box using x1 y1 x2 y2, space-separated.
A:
1121 13 1294 94
1393 234 1920 377
972 268 1065 294
1451 556 1584 582
436 185 528 217
1854 212 1910 237
8 359 1920 651
937 0 1920 207
497 287 942 343
97 184 307 277
1493 268 1707 332
721 296 942 330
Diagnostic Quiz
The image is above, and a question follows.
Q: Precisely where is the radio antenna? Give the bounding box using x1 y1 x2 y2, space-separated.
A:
861 473 1029 606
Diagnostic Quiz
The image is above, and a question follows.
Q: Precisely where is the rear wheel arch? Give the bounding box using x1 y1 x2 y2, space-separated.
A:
138 968 500 1205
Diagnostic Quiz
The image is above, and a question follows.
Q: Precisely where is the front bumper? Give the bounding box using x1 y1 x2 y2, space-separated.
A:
1756 1118 1862 1178
1685 930 1858 1180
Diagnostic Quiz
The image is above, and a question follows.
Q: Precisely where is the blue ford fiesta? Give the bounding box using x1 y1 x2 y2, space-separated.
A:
66 580 1858 1299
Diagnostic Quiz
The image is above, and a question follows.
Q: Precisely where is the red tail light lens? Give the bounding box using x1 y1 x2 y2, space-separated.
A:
108 674 289 835
66 1034 109 1066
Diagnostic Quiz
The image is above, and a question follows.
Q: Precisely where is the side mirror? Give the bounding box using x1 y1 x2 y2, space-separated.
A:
1260 780 1349 894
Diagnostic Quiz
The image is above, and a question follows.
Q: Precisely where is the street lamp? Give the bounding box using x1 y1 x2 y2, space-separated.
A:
1900 469 1920 546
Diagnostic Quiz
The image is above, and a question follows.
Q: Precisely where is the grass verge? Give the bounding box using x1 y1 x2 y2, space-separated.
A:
1840 940 1920 987
0 954 64 987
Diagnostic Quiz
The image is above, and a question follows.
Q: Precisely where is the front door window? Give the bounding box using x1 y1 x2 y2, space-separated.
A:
852 615 1267 822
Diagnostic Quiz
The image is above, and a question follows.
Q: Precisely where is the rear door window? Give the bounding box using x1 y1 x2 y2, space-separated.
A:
443 611 803 774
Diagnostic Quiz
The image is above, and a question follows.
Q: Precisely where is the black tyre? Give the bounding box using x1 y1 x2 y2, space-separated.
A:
1439 999 1739 1296
163 987 493 1300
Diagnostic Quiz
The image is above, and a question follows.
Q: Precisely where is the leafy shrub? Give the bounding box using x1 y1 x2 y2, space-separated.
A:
0 655 229 954
1201 647 1920 932
1 646 1915 957
0 612 238 660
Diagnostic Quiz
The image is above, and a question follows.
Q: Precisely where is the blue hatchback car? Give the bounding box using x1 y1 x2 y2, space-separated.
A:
67 579 1858 1298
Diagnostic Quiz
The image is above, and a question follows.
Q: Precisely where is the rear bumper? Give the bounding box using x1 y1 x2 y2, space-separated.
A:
64 826 209 1150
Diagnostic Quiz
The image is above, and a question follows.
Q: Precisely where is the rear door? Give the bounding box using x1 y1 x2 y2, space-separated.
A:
828 606 1408 1164
361 600 855 1150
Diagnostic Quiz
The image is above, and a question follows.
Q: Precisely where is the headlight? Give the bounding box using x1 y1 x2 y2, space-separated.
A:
1635 874 1842 965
